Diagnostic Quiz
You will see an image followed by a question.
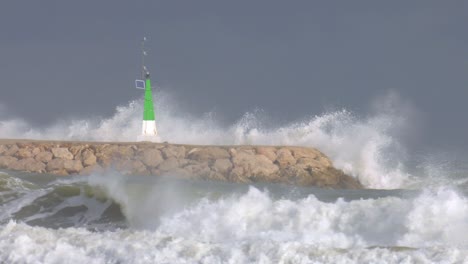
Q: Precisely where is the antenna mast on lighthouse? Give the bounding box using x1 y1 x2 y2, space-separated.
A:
136 37 161 142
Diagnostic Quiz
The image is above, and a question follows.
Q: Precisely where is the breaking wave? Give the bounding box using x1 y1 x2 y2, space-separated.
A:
0 171 467 263
0 92 419 189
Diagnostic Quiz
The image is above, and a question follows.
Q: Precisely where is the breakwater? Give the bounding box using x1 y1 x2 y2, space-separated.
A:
0 139 361 188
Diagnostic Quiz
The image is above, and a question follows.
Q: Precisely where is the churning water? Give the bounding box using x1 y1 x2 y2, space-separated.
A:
0 93 467 263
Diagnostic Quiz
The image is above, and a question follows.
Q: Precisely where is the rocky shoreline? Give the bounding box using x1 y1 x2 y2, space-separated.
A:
0 139 362 189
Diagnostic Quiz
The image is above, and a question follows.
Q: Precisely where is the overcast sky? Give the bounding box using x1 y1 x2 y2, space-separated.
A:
0 1 467 151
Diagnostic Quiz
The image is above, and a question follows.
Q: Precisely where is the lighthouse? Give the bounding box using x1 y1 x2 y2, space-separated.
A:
136 37 161 142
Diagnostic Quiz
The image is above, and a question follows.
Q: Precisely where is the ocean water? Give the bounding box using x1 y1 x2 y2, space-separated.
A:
0 94 467 263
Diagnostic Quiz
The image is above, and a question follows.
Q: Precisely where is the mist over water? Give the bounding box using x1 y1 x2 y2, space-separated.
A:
0 92 421 189
0 172 467 263
90 173 468 249
1 92 467 263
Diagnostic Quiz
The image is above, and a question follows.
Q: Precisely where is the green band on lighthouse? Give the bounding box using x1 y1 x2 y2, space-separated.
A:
143 77 155 121
137 37 160 142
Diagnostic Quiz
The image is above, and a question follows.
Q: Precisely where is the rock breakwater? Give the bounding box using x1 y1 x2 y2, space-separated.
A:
0 139 361 189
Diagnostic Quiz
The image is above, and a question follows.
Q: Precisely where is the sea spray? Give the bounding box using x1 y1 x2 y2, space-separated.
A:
0 92 412 189
88 172 211 229
0 170 467 263
154 187 468 249
87 172 468 248
1 220 465 263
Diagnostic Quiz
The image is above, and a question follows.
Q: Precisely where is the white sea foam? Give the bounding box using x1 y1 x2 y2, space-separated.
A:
0 186 467 263
0 92 413 189
91 173 468 249
1 91 466 263
0 170 466 263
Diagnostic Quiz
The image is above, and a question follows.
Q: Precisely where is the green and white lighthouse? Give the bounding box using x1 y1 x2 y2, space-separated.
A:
136 37 161 142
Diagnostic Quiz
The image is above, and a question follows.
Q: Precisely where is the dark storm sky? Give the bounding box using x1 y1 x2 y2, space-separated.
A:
0 1 467 150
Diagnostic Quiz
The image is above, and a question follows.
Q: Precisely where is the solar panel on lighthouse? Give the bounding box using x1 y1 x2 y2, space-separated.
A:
135 80 145 90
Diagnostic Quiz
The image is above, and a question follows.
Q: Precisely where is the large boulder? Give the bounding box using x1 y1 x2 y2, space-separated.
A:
183 163 211 177
232 152 279 181
256 147 277 162
9 158 46 173
51 148 74 160
290 147 319 160
291 147 333 169
63 160 83 174
94 145 118 166
296 157 328 171
276 148 296 168
4 145 19 156
158 157 180 171
0 156 18 168
188 147 230 162
130 160 148 174
31 148 41 156
280 166 312 185
116 145 135 158
81 149 97 167
46 158 66 171
162 145 186 159
140 148 163 167
15 148 34 159
35 151 53 163
0 145 7 155
69 145 86 159
213 159 233 174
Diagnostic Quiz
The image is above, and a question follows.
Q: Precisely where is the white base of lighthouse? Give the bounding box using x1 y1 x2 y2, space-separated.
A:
138 120 161 142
